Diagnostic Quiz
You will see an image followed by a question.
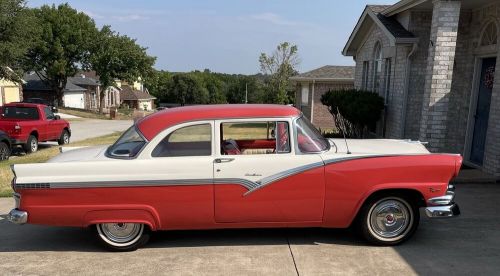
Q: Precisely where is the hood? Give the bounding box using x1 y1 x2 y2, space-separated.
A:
47 145 110 163
326 139 430 155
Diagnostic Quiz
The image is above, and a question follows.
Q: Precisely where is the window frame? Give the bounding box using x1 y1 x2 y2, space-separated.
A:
383 57 392 104
372 42 383 94
215 117 295 156
361 61 370 90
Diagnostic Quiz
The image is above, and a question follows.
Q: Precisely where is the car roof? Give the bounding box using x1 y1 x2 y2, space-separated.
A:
137 104 301 140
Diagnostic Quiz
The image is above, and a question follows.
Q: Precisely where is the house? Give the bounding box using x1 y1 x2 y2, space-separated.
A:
343 0 500 176
290 65 355 129
22 72 120 111
0 79 22 105
118 83 156 111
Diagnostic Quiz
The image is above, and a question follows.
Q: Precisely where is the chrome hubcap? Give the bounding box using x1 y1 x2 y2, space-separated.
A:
98 223 143 245
30 139 37 151
63 134 69 144
369 199 411 239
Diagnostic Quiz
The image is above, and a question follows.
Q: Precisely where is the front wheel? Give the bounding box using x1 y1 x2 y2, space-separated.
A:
358 195 419 245
0 142 10 161
58 130 70 145
95 223 150 251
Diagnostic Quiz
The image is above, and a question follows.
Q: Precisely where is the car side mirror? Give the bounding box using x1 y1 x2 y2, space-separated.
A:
52 107 58 113
54 115 61 120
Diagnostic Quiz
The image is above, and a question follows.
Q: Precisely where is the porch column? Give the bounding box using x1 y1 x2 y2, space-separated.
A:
419 0 461 152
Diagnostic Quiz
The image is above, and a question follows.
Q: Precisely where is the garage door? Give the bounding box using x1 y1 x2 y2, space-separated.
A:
64 92 84 109
4 87 20 103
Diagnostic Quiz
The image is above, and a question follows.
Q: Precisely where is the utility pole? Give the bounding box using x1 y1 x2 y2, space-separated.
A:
245 83 248 104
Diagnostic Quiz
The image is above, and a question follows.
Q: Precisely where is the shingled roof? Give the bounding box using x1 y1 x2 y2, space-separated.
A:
120 85 156 100
290 66 355 81
368 5 415 39
23 73 86 92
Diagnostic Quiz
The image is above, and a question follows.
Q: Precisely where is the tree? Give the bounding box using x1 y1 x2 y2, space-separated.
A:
89 25 156 112
320 89 385 138
0 0 39 81
169 74 209 105
259 42 299 104
144 70 172 103
24 4 97 106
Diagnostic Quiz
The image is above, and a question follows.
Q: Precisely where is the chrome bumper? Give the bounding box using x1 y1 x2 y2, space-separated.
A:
8 209 28 225
425 203 460 218
425 184 460 218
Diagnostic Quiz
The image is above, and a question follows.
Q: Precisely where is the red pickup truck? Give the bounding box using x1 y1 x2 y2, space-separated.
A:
0 103 71 153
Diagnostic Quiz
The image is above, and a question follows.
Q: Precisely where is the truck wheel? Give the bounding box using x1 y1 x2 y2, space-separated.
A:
95 223 150 252
58 130 70 145
0 142 10 161
23 135 38 154
357 195 419 245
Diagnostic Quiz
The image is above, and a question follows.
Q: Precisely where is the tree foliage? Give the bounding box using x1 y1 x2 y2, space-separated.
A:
89 25 156 112
259 42 299 104
24 4 97 106
320 89 385 138
0 0 38 81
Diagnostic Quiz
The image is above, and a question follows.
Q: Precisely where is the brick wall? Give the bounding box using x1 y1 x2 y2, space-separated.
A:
311 82 354 130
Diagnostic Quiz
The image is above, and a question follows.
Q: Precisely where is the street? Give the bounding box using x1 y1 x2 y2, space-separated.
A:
68 119 133 142
0 183 499 275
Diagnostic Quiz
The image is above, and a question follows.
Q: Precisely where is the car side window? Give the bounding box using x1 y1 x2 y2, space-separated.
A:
220 121 291 155
152 124 212 157
44 107 55 120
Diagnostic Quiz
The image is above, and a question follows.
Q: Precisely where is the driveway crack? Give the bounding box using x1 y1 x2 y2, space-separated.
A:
286 232 300 276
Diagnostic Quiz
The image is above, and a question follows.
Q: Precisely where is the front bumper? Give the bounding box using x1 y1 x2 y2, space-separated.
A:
8 209 28 224
425 203 460 218
424 184 460 218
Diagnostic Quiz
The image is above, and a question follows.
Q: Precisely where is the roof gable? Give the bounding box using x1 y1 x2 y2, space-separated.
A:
342 5 417 56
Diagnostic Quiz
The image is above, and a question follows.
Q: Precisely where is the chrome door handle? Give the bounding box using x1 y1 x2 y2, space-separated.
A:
214 158 235 163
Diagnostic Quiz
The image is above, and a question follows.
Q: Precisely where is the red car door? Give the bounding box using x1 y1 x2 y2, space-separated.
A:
43 106 61 140
213 119 326 223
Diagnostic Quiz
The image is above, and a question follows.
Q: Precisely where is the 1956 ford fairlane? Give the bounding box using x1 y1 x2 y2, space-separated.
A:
8 104 460 251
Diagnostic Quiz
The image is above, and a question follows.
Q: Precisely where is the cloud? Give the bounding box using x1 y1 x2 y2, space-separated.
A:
111 14 149 22
79 9 151 22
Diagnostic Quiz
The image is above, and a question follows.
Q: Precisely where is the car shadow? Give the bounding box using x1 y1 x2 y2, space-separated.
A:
10 143 55 157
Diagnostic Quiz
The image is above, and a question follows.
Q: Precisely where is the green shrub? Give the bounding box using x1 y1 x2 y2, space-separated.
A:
320 89 385 138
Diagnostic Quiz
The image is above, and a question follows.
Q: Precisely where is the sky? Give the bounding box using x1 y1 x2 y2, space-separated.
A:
27 0 395 75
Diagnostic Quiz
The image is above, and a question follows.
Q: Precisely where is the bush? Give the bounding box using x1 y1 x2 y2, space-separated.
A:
320 89 385 138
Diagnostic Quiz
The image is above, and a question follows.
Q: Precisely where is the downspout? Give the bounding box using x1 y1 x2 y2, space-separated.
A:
310 79 315 124
400 42 418 138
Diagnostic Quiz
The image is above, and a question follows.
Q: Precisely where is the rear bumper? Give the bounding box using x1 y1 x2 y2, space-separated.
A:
425 203 460 218
8 209 28 225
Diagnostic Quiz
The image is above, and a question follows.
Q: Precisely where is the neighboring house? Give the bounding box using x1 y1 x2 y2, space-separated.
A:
343 0 500 176
23 72 120 111
0 78 22 105
290 65 355 129
119 84 156 111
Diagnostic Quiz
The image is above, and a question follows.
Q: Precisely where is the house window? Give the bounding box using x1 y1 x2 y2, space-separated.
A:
480 22 498 46
152 124 212 157
361 61 369 90
383 58 392 104
301 84 309 106
372 42 382 93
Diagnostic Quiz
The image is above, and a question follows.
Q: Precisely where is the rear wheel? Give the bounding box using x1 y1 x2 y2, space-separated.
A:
95 223 150 251
58 130 70 145
358 195 419 245
23 135 38 153
0 142 10 161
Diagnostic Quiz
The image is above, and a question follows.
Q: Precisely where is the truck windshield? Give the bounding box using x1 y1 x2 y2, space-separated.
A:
2 107 39 120
295 116 330 153
107 126 147 158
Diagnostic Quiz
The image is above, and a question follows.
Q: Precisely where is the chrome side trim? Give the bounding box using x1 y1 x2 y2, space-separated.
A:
8 209 28 225
244 161 325 195
427 191 455 206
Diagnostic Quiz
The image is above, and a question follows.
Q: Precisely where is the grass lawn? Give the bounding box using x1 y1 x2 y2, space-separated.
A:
59 108 136 120
0 132 122 197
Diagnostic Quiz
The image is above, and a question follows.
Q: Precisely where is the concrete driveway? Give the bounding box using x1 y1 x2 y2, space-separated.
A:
68 119 133 142
0 183 499 275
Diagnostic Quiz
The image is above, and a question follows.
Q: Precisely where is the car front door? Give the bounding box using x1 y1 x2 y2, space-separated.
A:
213 118 325 223
43 106 60 140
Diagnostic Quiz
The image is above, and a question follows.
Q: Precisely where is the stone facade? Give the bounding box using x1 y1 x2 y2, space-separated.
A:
346 1 500 176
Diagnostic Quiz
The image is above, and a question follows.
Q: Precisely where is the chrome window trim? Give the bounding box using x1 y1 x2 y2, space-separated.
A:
293 115 331 155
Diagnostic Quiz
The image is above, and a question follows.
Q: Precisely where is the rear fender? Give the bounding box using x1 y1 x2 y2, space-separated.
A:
83 206 161 230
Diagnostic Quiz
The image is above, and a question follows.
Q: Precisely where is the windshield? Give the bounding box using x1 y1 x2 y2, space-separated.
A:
107 126 147 158
295 116 330 153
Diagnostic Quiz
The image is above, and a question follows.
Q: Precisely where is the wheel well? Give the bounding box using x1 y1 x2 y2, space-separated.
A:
30 131 38 139
0 139 11 148
63 127 70 135
364 189 426 208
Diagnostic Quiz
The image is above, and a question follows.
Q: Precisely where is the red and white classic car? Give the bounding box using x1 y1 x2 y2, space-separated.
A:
8 105 460 251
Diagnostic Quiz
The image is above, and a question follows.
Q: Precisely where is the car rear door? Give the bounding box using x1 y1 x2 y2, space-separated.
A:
213 118 325 223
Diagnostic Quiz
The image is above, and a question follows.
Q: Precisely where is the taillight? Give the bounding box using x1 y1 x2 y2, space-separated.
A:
13 124 21 134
